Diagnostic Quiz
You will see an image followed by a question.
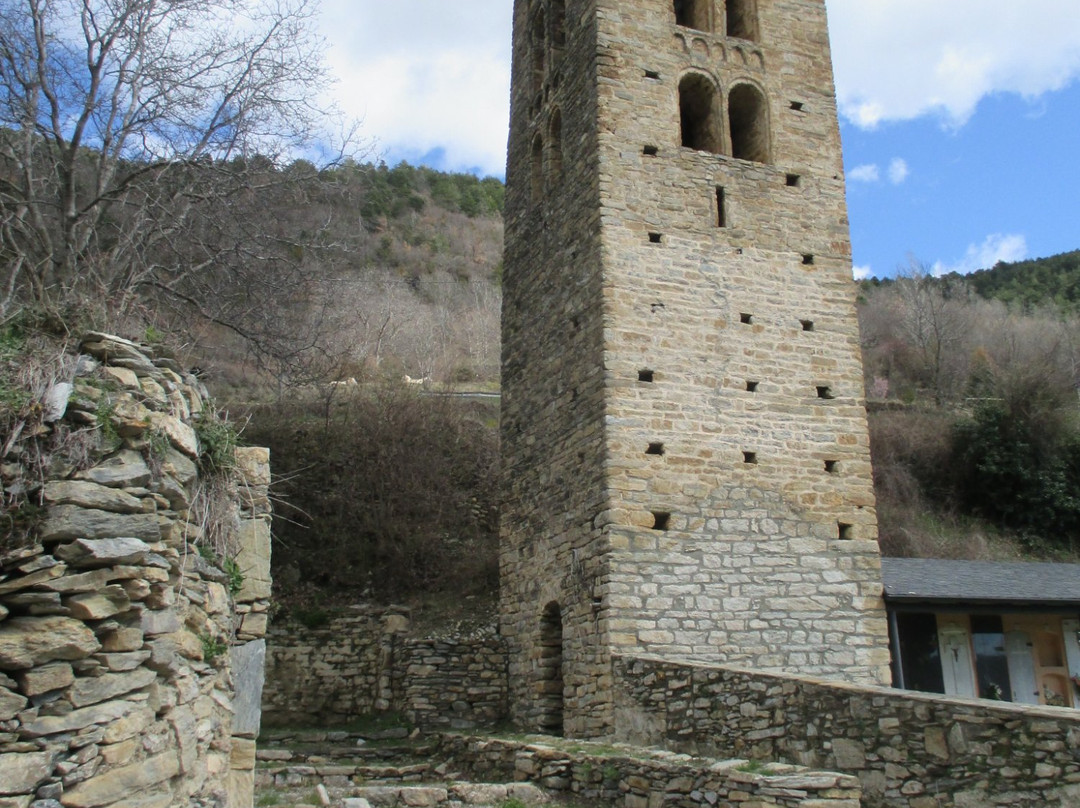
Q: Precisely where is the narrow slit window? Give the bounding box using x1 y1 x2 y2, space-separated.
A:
646 442 666 456
746 380 759 392
740 313 753 324
824 460 838 474
803 254 815 265
790 101 804 111
786 173 801 187
838 522 854 540
648 232 663 244
531 134 544 203
551 0 567 47
645 70 661 80
651 511 672 531
716 187 726 228
549 109 564 186
801 319 815 332
644 145 659 156
639 369 655 383
817 385 834 400
742 451 758 464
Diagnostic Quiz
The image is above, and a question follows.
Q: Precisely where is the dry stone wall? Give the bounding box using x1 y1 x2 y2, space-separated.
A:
264 610 506 731
613 654 1080 808
0 333 270 808
436 734 862 808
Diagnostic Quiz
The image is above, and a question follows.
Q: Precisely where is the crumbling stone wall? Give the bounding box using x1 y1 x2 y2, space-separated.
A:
613 654 1080 808
0 333 270 808
264 611 506 730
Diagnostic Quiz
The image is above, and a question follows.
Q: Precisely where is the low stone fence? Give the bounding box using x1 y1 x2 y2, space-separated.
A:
264 614 506 730
613 654 1080 808
436 734 861 808
0 333 271 808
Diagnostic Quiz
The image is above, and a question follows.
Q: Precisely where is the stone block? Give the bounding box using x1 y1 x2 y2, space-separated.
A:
69 667 156 708
55 538 152 567
17 663 74 696
21 699 135 738
0 616 100 670
40 506 160 544
74 451 152 489
233 519 271 602
230 640 266 738
0 685 27 720
0 751 53 796
59 750 179 807
44 483 146 515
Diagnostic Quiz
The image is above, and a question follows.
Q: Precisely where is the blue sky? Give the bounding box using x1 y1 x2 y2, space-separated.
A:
318 1 1080 279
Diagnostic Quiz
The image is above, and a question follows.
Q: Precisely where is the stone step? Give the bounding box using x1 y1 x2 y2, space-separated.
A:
253 781 549 808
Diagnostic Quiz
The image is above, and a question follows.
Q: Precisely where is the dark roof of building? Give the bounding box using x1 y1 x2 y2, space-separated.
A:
881 557 1080 607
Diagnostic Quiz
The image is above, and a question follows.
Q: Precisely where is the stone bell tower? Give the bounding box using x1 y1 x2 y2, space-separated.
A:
500 0 892 738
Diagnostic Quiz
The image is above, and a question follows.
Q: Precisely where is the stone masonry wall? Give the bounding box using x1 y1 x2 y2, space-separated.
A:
264 610 506 731
501 0 891 738
613 654 1080 808
436 734 862 808
0 333 270 808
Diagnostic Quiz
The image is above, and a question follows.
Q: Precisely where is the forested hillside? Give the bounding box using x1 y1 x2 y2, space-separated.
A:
858 256 1080 563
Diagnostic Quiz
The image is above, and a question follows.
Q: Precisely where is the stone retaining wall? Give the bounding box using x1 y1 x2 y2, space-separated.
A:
613 654 1080 808
0 333 270 808
436 734 861 808
264 613 506 730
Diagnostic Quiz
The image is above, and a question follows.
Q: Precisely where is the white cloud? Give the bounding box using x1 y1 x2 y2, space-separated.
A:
827 0 1080 128
317 1 512 176
848 164 880 183
887 158 910 185
931 234 1029 276
312 2 1080 177
852 265 872 280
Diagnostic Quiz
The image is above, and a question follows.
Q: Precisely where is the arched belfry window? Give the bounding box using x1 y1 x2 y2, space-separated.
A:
674 0 712 31
679 73 722 154
728 83 770 163
538 601 565 736
531 134 544 203
531 7 546 101
726 0 759 41
549 109 563 185
551 0 567 47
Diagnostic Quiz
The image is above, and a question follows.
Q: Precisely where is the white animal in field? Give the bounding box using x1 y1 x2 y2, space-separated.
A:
403 374 432 385
329 377 358 387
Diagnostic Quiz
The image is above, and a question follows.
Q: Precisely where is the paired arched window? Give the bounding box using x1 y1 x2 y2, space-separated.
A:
679 74 770 164
679 73 723 154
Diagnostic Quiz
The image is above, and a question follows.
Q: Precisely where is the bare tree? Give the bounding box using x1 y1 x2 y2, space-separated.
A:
0 0 357 354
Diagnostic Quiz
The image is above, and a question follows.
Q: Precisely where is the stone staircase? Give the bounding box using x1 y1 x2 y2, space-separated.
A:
254 729 547 808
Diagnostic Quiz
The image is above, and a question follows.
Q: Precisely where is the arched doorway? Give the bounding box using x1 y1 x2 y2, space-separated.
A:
538 601 564 735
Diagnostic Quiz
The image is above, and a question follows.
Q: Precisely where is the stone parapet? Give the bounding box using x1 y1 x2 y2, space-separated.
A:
613 654 1080 808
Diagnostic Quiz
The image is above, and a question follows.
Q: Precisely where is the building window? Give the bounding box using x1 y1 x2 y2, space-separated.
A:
728 83 770 163
531 134 544 203
549 109 563 185
679 73 722 154
726 0 759 41
551 0 567 47
674 0 711 31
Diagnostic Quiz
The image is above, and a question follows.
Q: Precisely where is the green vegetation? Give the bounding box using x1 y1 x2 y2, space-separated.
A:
859 253 1080 560
223 558 246 596
200 633 228 664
